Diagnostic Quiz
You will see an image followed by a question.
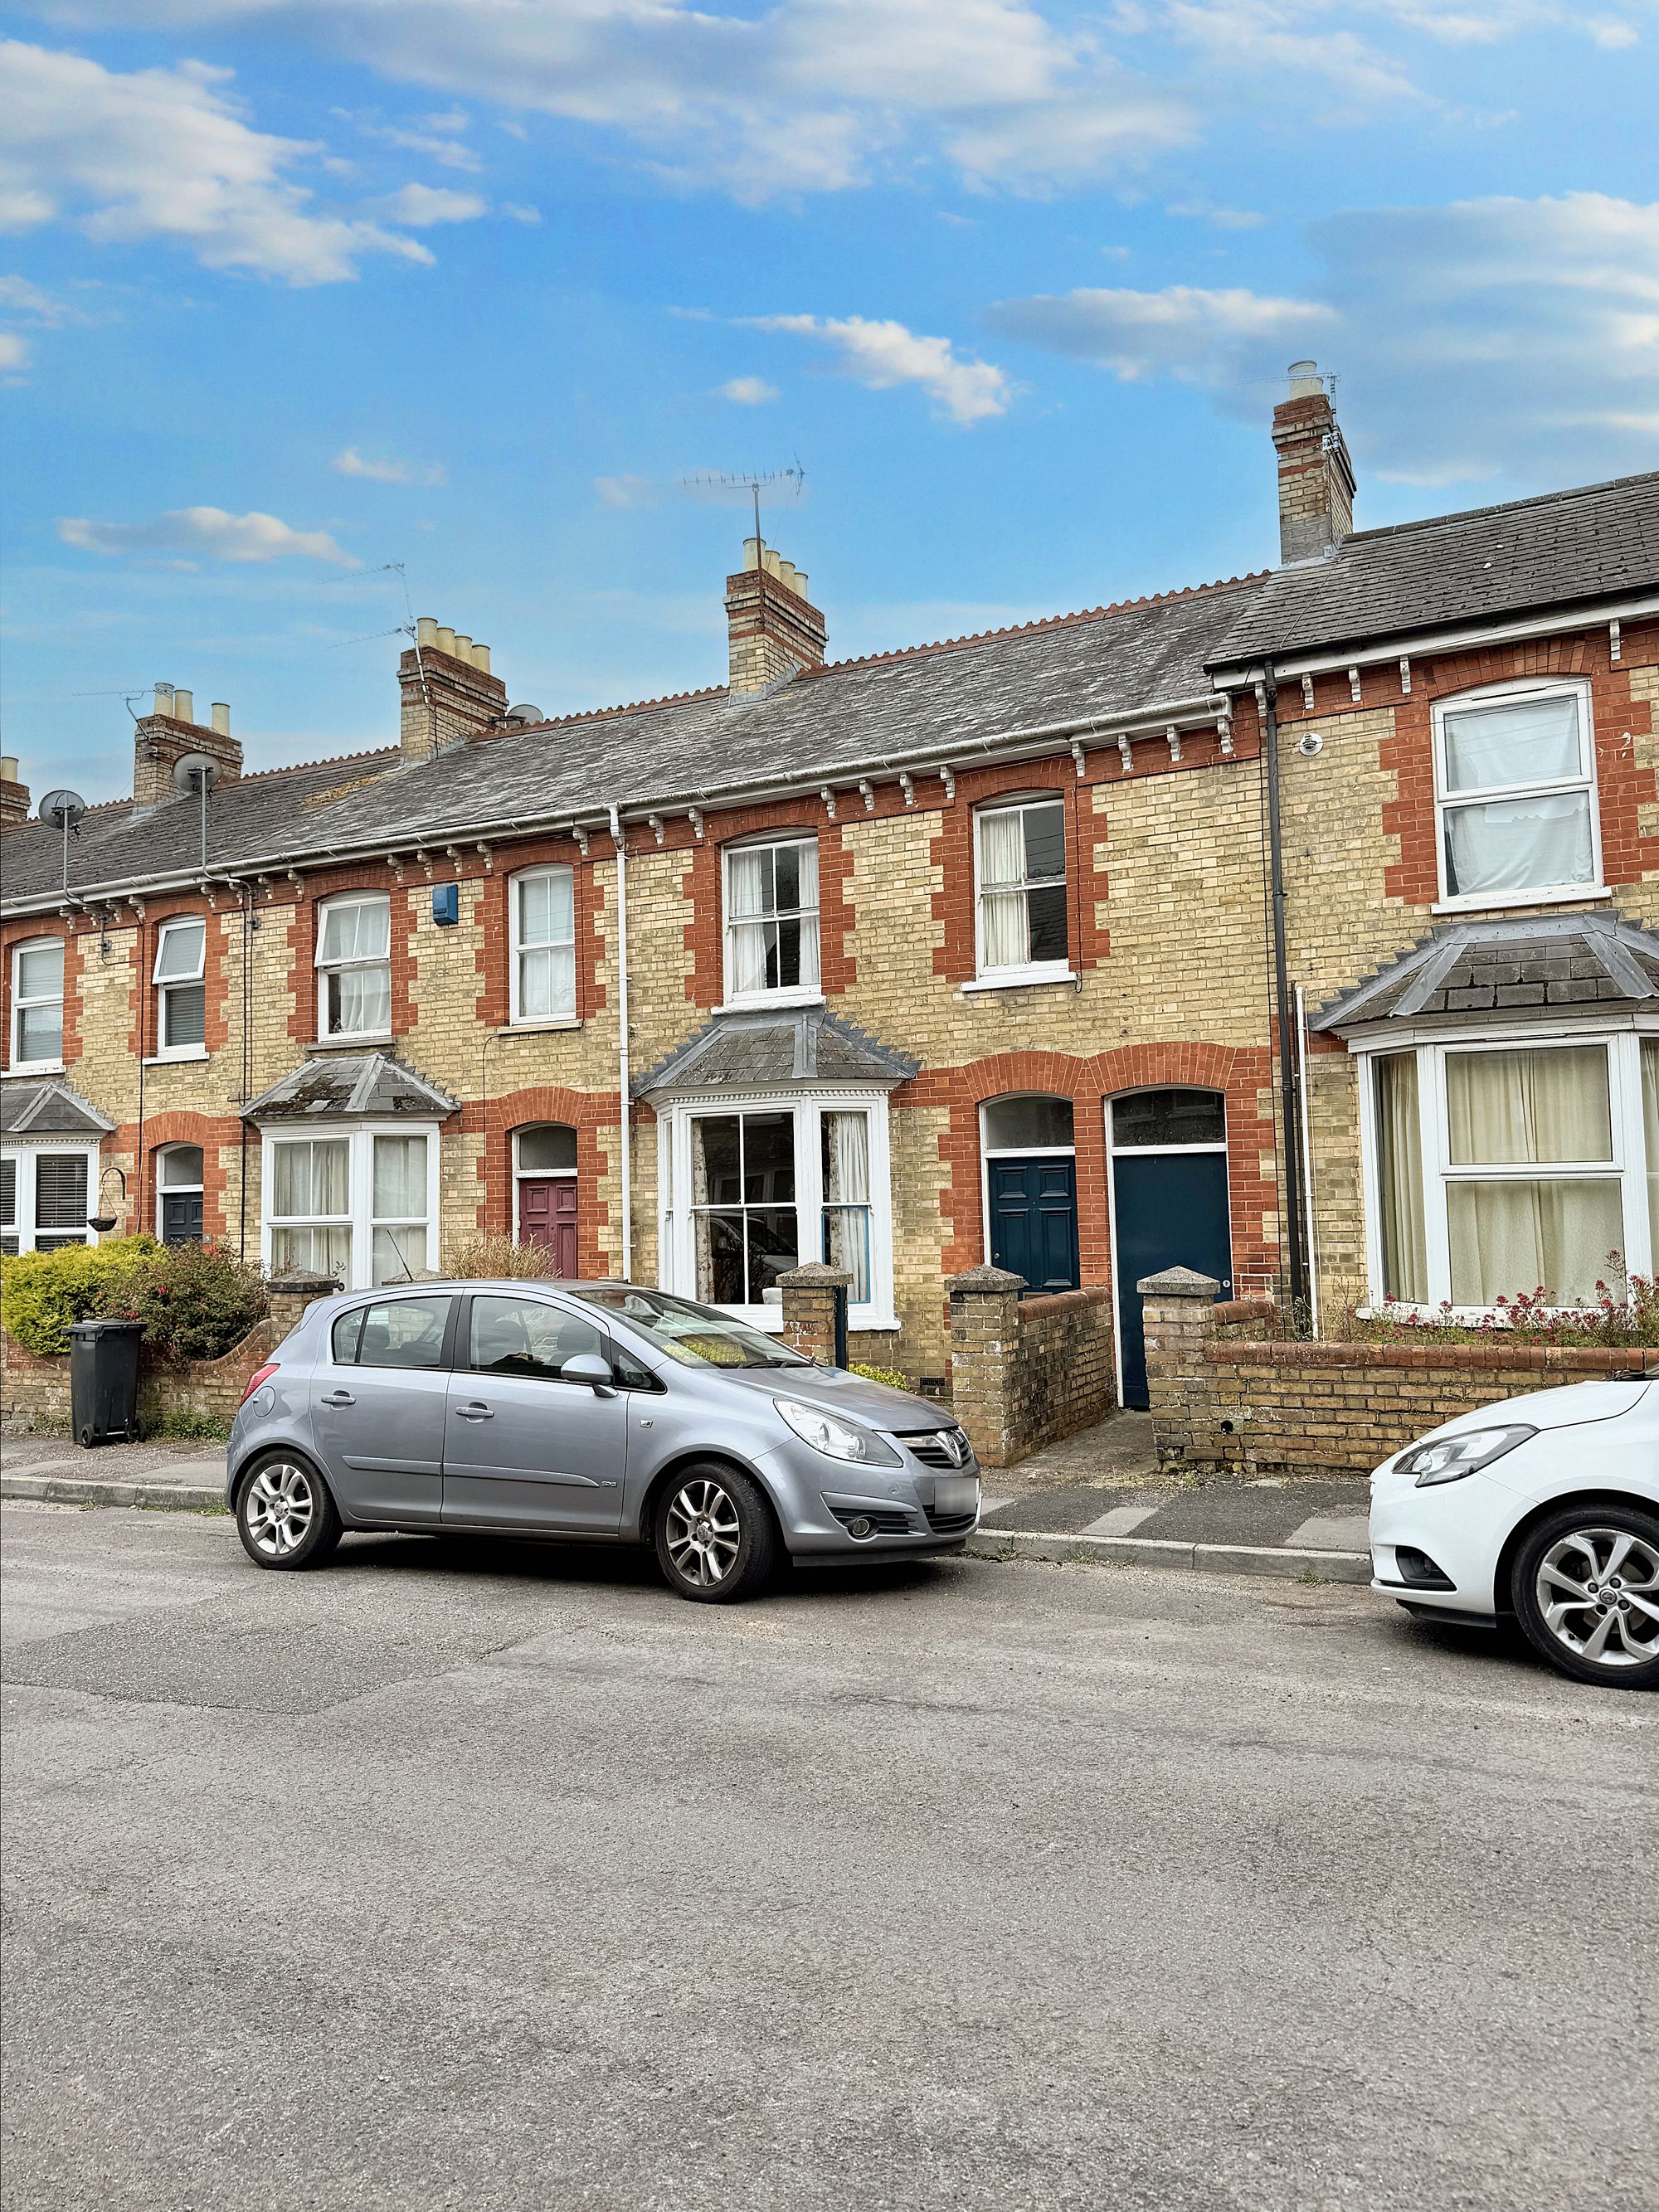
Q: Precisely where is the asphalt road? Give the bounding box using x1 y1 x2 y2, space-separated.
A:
2 1502 1654 2212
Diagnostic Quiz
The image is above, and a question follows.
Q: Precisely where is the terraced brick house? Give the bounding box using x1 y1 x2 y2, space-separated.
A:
3 368 1657 1405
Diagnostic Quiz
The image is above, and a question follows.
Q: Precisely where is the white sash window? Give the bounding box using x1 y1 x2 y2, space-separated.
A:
1435 680 1601 910
723 839 820 1004
153 918 207 1057
263 1124 437 1288
510 866 577 1024
10 939 65 1071
316 895 392 1040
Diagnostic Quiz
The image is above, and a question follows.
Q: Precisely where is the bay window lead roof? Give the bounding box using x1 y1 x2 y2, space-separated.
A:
1211 471 1659 667
635 1008 920 1100
1311 912 1659 1033
0 1078 117 1137
241 1053 459 1124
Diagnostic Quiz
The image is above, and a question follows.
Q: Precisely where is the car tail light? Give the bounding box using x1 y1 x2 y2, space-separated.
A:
238 1361 279 1407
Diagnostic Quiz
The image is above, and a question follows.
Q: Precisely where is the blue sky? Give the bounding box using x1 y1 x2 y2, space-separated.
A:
2 2 1656 801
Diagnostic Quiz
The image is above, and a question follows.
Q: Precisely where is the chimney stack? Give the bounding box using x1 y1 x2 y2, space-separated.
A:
133 684 244 808
1272 361 1355 566
0 755 28 830
401 617 508 760
725 538 827 695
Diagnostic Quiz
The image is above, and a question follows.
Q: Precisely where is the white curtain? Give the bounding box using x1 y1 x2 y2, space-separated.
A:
821 1111 870 1300
333 965 392 1034
1441 694 1581 793
978 810 1026 968
520 944 576 1019
273 1224 349 1277
1446 1046 1612 1164
727 848 771 996
1374 1053 1427 1304
273 1139 348 1219
319 899 389 964
1644 1040 1659 1269
518 868 572 948
1443 790 1593 898
791 841 819 916
372 1134 426 1218
1449 1180 1623 1306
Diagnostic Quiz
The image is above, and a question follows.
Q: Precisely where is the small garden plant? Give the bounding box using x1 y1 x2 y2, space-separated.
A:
1360 1257 1658 1349
1 1237 267 1363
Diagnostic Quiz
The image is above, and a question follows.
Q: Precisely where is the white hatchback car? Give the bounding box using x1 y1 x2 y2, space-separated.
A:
1370 1375 1658 1690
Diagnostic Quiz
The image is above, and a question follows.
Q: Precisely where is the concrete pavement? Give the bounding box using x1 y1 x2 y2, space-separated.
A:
3 1500 1654 2211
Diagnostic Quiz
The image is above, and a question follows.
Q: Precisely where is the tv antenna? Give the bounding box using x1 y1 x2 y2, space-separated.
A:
38 788 88 894
173 751 221 869
681 462 805 552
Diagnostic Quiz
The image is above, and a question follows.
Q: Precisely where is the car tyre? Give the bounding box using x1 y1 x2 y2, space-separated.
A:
1511 1503 1659 1691
235 1450 342 1572
654 1462 778 1604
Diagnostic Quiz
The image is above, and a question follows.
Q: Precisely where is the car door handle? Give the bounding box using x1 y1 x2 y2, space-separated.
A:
319 1390 355 1407
454 1402 494 1421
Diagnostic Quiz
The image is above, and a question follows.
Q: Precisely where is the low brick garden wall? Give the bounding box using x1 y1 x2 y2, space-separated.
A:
946 1268 1114 1468
1141 1268 1659 1477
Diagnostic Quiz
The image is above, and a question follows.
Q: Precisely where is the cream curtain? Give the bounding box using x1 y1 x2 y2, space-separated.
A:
1644 1040 1659 1268
978 809 1026 969
334 965 392 1034
821 1111 871 1300
1440 694 1581 792
727 848 771 996
1448 1179 1623 1306
1443 790 1594 899
518 868 572 948
273 1139 348 1220
1374 1053 1427 1303
372 1134 426 1218
319 899 389 964
1446 1045 1612 1164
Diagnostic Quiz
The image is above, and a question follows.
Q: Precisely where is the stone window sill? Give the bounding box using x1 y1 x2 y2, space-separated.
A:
307 1033 394 1053
498 1018 583 1036
961 968 1078 994
6 1061 66 1077
716 991 826 1016
142 1049 210 1067
1431 886 1609 917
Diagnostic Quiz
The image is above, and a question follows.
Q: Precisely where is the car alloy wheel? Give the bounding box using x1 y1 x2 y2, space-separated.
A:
654 1461 778 1604
236 1452 342 1572
1513 1506 1659 1689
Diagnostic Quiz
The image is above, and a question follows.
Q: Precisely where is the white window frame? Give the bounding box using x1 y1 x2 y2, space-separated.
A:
314 892 393 1043
9 936 66 1074
1432 675 1604 915
508 865 579 1028
1355 1019 1658 1315
720 835 824 1011
260 1121 440 1291
0 1138 100 1253
152 916 208 1062
970 796 1073 989
655 1089 895 1330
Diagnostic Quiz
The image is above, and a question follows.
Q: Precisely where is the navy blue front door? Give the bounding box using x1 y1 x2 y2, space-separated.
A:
1112 1153 1231 1408
989 1155 1079 1293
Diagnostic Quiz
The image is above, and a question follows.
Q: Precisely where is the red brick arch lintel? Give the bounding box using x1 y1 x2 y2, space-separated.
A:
109 1107 246 1242
458 1084 621 1272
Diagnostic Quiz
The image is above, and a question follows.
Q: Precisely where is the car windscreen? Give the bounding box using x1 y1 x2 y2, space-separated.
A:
572 1287 811 1370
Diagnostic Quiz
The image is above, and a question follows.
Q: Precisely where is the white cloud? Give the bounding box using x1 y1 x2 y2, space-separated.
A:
0 38 442 284
374 182 488 226
500 202 542 224
0 329 31 371
337 104 480 171
990 192 1659 485
595 474 656 508
719 375 780 405
58 506 359 564
747 314 1014 423
331 446 446 485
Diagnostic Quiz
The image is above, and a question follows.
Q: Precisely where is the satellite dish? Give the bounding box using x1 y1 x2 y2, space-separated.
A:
37 788 87 830
173 751 221 795
506 702 546 724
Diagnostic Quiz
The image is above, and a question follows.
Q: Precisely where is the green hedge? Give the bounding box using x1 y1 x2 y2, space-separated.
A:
0 1237 158 1358
1 1237 269 1364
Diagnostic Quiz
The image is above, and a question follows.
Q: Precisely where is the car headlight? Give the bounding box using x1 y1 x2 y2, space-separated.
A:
773 1398 900 1466
1395 1425 1538 1486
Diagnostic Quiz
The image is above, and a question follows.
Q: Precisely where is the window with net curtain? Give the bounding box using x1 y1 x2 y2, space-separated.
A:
1438 688 1596 903
820 1110 871 1300
153 918 206 1052
976 800 1068 973
316 897 392 1038
12 939 64 1067
724 839 820 999
513 867 576 1023
269 1138 350 1277
371 1134 430 1284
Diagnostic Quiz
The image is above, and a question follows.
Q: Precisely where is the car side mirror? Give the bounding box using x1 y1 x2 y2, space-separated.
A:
562 1351 617 1393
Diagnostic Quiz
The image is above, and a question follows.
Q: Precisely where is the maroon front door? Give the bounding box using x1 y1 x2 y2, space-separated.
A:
518 1176 578 1277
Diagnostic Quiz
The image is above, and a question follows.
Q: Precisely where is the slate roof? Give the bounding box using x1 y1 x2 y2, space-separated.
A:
1312 913 1659 1032
634 1008 920 1099
0 1078 117 1137
0 581 1258 905
1211 472 1659 667
241 1053 460 1123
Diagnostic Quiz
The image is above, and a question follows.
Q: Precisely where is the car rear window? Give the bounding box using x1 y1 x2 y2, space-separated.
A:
331 1296 451 1370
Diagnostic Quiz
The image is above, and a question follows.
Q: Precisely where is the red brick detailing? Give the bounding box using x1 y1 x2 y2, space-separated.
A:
459 1083 620 1276
476 840 607 1031
904 1042 1280 1298
112 1106 244 1240
62 923 85 1067
281 864 425 1044
1288 625 1659 908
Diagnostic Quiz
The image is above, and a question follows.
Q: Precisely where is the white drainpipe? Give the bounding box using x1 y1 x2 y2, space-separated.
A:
608 804 634 1281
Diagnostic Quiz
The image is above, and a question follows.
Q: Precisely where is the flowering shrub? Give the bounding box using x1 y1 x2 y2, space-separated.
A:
1360 1257 1659 1349
114 1241 269 1365
0 1237 158 1358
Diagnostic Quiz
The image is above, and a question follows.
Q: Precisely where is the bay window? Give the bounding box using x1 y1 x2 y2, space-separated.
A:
153 917 207 1056
510 866 577 1024
316 895 392 1040
1365 1032 1657 1310
10 939 65 1070
1435 680 1599 908
264 1125 435 1288
974 798 1068 981
723 838 820 1003
659 1092 893 1327
0 1145 96 1254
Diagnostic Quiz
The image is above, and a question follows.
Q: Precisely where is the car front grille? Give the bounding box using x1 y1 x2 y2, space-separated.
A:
898 1428 973 1470
925 1507 979 1536
830 1505 915 1537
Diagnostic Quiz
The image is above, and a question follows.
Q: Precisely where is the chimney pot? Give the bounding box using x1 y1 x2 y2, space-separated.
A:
0 755 18 780
472 643 490 672
435 625 456 656
1287 359 1323 397
0 756 27 830
417 615 439 648
211 702 231 736
454 634 472 659
173 688 194 725
153 683 174 717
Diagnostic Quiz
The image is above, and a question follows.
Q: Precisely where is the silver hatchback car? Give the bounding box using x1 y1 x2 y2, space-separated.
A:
226 1280 981 1602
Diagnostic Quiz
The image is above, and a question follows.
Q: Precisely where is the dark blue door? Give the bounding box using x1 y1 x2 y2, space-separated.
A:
1113 1153 1231 1408
989 1155 1079 1293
